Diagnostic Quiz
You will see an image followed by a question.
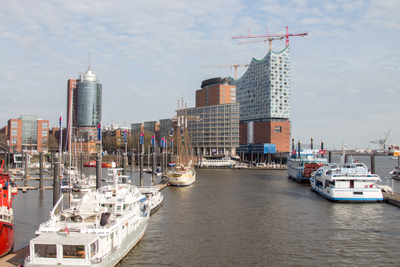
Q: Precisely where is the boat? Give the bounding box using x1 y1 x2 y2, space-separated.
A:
390 167 400 179
73 175 97 192
0 161 18 257
167 97 196 187
234 163 248 169
139 187 163 213
287 149 327 183
199 156 235 168
23 167 150 267
83 161 96 167
310 147 383 202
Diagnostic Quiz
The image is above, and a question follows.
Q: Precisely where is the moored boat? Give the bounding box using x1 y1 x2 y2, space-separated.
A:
310 148 383 202
139 187 163 213
199 156 235 168
0 161 18 258
390 167 400 179
24 167 150 266
287 149 327 183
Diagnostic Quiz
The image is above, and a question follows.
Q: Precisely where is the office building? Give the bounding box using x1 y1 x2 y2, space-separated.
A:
196 77 236 107
7 114 49 153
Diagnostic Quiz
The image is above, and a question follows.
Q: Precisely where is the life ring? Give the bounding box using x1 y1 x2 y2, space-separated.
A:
364 185 368 188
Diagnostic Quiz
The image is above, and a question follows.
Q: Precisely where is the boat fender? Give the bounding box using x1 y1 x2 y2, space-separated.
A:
365 185 368 188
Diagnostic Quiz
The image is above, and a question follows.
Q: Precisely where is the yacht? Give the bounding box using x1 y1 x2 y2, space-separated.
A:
24 168 150 267
199 156 235 168
168 161 196 186
390 167 400 179
310 148 383 202
139 187 163 213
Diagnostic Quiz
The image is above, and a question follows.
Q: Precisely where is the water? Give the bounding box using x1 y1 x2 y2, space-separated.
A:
12 156 400 266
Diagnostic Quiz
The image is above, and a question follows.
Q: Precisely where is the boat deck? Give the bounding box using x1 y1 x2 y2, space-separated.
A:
0 245 29 267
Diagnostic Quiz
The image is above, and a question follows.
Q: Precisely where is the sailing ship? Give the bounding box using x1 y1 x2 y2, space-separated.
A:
167 97 197 186
0 160 18 257
24 167 150 266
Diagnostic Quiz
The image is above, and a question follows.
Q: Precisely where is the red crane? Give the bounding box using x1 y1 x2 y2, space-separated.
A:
232 26 308 47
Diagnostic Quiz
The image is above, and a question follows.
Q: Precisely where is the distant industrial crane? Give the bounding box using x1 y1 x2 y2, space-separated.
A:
232 26 308 47
238 37 284 50
200 64 249 79
370 128 391 151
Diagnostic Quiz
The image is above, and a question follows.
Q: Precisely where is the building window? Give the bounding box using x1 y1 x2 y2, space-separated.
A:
11 121 18 128
42 138 47 144
41 146 47 151
275 126 282 133
42 122 48 129
11 129 18 136
42 130 48 137
11 137 17 144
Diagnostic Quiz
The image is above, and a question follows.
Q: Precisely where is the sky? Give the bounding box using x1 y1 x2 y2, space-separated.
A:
0 0 399 150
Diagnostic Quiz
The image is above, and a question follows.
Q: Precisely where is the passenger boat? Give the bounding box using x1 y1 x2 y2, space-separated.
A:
24 168 150 267
0 161 18 258
199 156 235 168
310 148 383 202
390 167 400 179
287 150 327 183
167 96 196 186
139 187 163 213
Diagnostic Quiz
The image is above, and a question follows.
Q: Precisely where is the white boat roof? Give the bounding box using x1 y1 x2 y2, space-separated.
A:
31 233 98 245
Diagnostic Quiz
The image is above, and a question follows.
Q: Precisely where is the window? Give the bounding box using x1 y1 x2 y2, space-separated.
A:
34 244 57 258
11 137 17 144
42 122 48 129
42 138 47 144
275 126 282 133
42 130 48 137
11 121 18 128
63 245 85 258
11 130 17 136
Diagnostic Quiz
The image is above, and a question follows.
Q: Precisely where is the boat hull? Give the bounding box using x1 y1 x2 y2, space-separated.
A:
0 221 14 258
168 172 196 186
310 184 383 203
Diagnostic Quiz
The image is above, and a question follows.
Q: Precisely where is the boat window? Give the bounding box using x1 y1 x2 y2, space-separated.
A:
90 240 99 258
34 244 57 258
350 180 354 188
63 245 85 258
0 215 2 219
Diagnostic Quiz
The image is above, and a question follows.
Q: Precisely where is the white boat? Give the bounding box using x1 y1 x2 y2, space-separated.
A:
168 161 196 186
310 148 383 202
139 187 163 213
24 168 150 267
167 96 196 187
234 163 248 169
390 167 400 179
287 150 327 183
199 156 235 168
73 175 97 192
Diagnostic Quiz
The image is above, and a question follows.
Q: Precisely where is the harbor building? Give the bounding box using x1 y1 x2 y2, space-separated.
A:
6 114 49 153
196 77 236 107
67 66 102 152
183 103 240 156
229 47 291 152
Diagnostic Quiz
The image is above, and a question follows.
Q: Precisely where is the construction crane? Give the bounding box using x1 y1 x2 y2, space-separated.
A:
238 37 284 50
370 128 391 151
232 26 308 47
200 64 249 79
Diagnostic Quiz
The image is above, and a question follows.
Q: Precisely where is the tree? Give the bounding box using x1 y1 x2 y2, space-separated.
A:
48 134 59 150
132 131 154 154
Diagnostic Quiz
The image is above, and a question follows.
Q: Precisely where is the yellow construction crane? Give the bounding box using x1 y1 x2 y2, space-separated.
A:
200 64 249 79
238 37 284 50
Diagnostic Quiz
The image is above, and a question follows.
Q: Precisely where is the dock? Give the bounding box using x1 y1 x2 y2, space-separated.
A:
0 246 29 267
382 191 400 208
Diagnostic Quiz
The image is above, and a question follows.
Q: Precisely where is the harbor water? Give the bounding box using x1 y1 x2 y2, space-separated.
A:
12 155 400 266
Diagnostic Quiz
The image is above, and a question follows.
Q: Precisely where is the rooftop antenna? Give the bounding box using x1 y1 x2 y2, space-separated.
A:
88 51 90 70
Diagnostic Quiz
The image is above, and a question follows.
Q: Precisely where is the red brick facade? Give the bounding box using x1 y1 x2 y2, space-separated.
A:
196 85 236 107
239 120 290 152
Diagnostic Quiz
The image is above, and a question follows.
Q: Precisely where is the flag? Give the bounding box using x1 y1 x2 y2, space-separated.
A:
164 137 167 148
59 116 62 128
169 127 174 137
170 139 173 147
180 127 183 135
161 137 164 147
140 133 144 144
181 136 185 145
124 130 127 143
151 135 155 146
97 124 101 141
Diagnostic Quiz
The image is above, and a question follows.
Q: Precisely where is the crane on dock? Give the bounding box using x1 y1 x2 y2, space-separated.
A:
237 37 284 50
232 26 308 47
370 128 391 151
200 64 249 79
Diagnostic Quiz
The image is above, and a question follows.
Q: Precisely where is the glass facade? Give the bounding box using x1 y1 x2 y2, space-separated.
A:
21 114 38 150
77 82 102 127
183 103 240 155
230 46 290 122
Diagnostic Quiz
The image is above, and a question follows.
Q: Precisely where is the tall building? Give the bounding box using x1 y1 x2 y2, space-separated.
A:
7 114 49 153
67 67 102 151
229 47 291 152
196 77 237 107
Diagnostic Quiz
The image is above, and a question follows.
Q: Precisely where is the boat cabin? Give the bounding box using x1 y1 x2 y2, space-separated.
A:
29 234 100 265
